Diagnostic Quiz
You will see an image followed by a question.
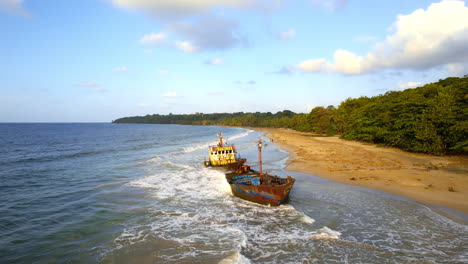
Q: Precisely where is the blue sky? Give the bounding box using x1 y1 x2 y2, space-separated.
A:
1 0 467 122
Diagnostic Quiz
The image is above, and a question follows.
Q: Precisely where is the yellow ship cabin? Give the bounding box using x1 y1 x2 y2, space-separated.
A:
204 133 238 167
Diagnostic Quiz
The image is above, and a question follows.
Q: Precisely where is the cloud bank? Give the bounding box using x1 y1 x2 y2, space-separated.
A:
296 0 468 75
0 0 29 16
112 0 280 52
110 0 255 19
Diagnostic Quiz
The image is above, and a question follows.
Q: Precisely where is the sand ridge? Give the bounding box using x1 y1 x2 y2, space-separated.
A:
255 128 468 214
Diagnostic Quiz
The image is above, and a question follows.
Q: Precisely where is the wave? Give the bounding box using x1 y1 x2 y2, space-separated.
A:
126 167 230 200
226 130 253 142
310 226 342 240
146 155 158 163
182 142 215 153
181 129 253 154
219 251 251 264
300 212 315 224
161 161 194 171
3 148 117 165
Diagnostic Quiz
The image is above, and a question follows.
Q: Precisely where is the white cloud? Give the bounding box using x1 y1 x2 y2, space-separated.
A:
110 0 256 19
168 16 245 51
143 49 153 54
115 0 255 52
205 58 224 65
311 0 347 11
140 16 244 52
0 0 29 16
296 59 329 73
76 82 98 87
113 66 128 73
93 87 108 92
271 66 295 75
175 41 198 52
163 92 183 98
140 32 166 44
332 49 363 74
278 28 296 40
445 63 465 77
397 81 422 91
305 104 315 113
297 0 468 75
137 103 151 108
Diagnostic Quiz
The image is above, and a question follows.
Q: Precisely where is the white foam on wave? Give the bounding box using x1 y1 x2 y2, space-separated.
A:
182 129 253 153
310 227 342 240
146 155 158 162
219 251 252 264
117 138 332 262
182 141 216 153
112 224 152 250
300 213 315 224
226 130 253 142
161 161 194 170
127 164 230 200
126 177 161 190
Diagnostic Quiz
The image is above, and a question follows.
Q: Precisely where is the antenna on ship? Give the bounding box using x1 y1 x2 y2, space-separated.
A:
217 132 224 147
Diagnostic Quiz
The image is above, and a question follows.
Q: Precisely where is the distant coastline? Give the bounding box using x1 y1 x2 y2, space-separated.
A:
254 127 468 216
113 76 468 156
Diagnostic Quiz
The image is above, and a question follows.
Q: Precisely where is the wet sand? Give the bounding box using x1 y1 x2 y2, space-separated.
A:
255 128 468 214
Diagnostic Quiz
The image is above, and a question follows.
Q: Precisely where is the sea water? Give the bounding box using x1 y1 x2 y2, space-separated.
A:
0 123 466 263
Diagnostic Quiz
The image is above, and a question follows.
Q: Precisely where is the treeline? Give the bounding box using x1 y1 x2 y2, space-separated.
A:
113 76 468 155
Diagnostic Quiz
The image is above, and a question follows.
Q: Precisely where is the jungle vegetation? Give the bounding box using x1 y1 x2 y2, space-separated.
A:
113 76 468 155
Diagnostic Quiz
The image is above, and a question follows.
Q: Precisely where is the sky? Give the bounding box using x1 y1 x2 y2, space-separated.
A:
1 0 467 122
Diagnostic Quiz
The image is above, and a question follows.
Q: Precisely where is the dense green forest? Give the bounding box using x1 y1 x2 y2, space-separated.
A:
113 76 468 155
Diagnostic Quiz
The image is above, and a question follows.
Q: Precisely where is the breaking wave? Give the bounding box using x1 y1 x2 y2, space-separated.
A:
181 129 253 153
116 151 345 263
310 227 342 240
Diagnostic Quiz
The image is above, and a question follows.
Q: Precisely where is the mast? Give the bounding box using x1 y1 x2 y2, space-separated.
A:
257 140 264 175
217 132 224 147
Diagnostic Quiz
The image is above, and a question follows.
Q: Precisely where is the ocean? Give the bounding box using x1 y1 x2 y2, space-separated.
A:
0 123 466 263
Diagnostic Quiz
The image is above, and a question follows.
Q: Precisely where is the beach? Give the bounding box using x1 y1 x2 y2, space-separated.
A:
256 127 468 214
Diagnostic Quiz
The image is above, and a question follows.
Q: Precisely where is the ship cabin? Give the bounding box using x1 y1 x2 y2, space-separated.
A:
207 145 237 166
204 132 238 167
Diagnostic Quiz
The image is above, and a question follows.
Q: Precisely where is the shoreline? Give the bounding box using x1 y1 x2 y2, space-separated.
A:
251 127 468 216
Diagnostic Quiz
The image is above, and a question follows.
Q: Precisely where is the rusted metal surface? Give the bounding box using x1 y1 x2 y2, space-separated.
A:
258 140 264 175
227 159 250 173
225 140 295 206
226 171 295 206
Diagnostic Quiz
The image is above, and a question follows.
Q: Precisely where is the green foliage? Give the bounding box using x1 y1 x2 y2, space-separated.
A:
334 76 468 155
113 76 468 155
308 106 336 135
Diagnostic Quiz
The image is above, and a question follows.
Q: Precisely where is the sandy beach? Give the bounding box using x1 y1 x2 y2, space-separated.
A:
255 128 468 214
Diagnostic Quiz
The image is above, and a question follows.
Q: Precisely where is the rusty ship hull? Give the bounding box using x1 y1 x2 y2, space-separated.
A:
226 171 295 206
